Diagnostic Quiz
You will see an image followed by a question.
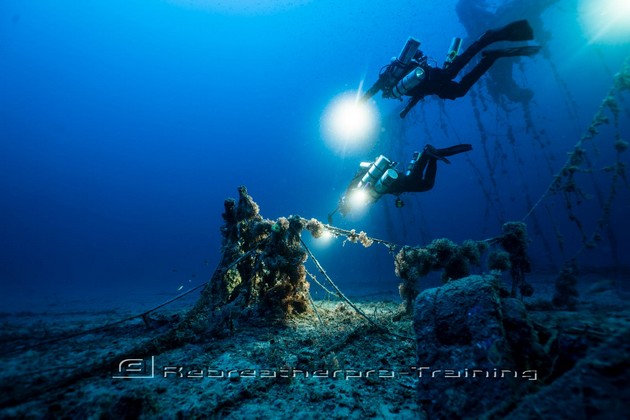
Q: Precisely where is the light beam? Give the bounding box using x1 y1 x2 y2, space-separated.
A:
320 90 380 155
579 0 630 44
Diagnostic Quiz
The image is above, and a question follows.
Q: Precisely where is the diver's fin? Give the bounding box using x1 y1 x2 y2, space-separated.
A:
436 144 473 157
482 45 541 60
488 19 534 42
422 145 450 163
423 144 472 164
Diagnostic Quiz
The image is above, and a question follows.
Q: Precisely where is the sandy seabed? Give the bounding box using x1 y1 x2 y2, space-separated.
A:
1 270 628 419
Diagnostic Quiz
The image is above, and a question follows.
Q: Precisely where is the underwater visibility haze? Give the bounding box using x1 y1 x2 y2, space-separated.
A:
1 0 629 417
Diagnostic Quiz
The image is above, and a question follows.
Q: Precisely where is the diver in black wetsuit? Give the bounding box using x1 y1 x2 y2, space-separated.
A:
362 19 541 118
329 144 472 221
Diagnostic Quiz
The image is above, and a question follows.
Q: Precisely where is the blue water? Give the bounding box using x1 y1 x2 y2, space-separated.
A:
1 0 628 310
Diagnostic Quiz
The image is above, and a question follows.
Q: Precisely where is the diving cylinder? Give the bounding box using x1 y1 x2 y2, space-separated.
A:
392 67 426 99
359 155 391 189
370 169 399 200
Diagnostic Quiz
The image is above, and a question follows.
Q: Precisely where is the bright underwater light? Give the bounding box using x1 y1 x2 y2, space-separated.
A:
349 188 370 208
316 230 334 242
321 91 380 155
579 0 630 44
310 228 335 249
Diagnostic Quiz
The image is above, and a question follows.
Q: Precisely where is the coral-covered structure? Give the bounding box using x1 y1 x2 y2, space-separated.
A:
394 221 534 313
552 259 579 310
489 221 533 297
394 238 488 312
150 186 315 348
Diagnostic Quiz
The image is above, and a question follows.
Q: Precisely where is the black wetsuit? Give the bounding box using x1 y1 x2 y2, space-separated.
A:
338 144 472 216
388 144 473 193
363 20 539 118
398 31 535 116
387 150 438 194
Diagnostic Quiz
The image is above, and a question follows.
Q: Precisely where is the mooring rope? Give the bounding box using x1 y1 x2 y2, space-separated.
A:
305 269 336 297
306 291 324 328
7 223 411 357
300 238 414 342
523 61 629 225
4 250 258 356
319 223 400 252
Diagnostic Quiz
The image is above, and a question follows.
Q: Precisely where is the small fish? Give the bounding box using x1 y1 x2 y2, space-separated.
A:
177 285 184 292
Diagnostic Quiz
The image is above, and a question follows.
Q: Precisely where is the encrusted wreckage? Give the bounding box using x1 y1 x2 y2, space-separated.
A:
173 186 323 341
394 221 534 313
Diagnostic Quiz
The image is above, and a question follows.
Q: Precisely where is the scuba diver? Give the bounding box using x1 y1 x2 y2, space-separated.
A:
362 19 541 118
328 143 472 222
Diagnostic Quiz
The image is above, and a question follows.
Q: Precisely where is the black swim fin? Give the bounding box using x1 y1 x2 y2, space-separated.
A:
488 19 534 42
482 45 541 60
424 144 472 164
